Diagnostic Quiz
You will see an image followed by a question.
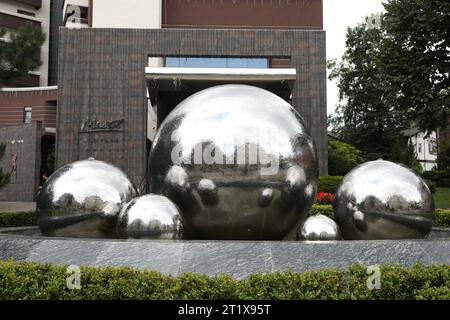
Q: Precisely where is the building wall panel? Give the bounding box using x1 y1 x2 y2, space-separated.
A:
57 28 328 187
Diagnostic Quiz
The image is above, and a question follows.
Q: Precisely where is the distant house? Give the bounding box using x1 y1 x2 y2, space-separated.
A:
402 128 437 171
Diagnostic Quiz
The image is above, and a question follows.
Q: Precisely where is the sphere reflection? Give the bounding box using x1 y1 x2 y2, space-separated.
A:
37 159 137 238
116 194 183 239
148 84 318 240
333 160 434 240
298 214 341 241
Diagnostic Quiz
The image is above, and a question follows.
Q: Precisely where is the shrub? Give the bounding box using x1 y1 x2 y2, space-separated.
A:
328 140 363 176
435 209 450 228
424 179 436 194
423 170 450 188
318 176 343 194
0 261 448 300
309 205 333 219
0 211 36 228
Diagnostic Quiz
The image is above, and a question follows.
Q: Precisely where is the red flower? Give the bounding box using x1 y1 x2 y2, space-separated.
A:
315 192 334 205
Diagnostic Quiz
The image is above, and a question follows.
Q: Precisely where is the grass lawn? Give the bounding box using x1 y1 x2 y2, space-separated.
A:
434 188 450 209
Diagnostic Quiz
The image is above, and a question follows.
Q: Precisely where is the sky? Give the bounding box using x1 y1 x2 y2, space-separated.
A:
324 0 386 115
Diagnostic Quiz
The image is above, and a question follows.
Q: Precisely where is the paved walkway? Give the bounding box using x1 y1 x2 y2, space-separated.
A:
0 202 36 212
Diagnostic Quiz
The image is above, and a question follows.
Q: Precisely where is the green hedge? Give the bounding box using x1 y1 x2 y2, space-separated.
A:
435 209 450 228
309 205 333 219
1 207 450 228
0 260 448 300
0 211 36 228
317 176 343 193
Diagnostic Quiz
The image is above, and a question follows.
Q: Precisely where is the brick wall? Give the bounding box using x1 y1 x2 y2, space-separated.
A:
57 28 328 186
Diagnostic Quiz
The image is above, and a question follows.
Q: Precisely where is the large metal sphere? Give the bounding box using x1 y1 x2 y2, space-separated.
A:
333 160 434 240
116 194 183 239
298 214 341 241
37 159 137 238
148 84 318 240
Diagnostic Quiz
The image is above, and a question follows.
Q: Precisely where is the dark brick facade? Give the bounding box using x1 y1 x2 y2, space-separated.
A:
57 28 327 185
0 122 42 202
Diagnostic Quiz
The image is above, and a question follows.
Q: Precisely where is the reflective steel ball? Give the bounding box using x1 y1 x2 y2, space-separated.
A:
37 159 137 238
148 84 318 240
333 160 434 240
298 214 341 241
116 194 183 239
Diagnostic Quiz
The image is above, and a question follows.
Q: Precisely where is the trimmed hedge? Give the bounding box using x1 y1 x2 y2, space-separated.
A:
0 260 448 300
1 207 450 228
435 209 450 228
309 205 333 219
0 211 36 228
317 176 343 194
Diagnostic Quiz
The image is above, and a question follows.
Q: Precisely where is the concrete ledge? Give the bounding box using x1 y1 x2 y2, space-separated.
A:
0 231 449 279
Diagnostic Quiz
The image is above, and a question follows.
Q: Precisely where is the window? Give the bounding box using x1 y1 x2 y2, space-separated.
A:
165 57 269 69
418 143 422 153
23 107 32 124
429 141 437 155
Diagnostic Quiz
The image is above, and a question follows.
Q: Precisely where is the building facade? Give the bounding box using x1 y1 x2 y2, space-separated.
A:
403 128 438 171
0 0 51 87
1 0 328 201
57 0 328 190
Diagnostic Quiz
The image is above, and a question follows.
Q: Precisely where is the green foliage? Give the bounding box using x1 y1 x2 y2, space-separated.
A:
328 140 363 176
423 170 450 188
317 176 343 194
308 205 333 219
0 261 448 300
424 179 436 194
0 211 36 228
0 22 46 87
328 0 450 158
435 209 450 228
437 147 450 170
0 144 10 190
391 138 423 174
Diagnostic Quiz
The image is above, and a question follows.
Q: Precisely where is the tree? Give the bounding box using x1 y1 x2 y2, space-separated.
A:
329 0 449 159
0 22 46 87
328 139 364 176
0 144 10 191
391 137 423 174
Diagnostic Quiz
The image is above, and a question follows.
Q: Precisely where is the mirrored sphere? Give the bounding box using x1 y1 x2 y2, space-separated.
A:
298 214 341 241
37 159 137 238
333 160 434 240
116 194 183 239
148 84 318 240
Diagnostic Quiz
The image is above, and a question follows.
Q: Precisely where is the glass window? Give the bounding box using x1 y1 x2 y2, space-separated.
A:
165 57 269 69
24 107 32 124
418 143 422 153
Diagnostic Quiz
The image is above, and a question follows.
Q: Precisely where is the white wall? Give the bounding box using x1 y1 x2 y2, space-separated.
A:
0 0 50 86
409 131 438 171
92 0 161 29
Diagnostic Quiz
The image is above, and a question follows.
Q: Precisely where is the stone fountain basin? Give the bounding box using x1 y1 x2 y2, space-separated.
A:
0 226 449 279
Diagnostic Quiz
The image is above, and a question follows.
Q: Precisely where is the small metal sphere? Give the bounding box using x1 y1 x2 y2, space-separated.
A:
148 84 318 240
116 194 183 239
37 159 137 238
333 160 435 240
298 214 341 241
